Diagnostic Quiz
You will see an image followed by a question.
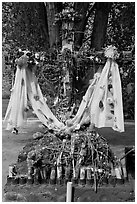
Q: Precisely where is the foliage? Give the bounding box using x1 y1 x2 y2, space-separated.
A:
106 2 135 120
17 128 121 191
120 60 135 120
107 2 135 51
54 2 82 23
2 2 47 52
2 2 135 119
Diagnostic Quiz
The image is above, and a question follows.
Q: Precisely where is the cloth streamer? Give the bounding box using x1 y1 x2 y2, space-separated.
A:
3 54 64 131
4 55 124 133
66 59 124 132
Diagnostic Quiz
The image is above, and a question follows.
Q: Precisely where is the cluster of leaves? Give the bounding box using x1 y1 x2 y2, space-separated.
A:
2 2 48 52
16 127 122 189
106 2 135 119
107 2 135 51
55 2 82 23
120 60 135 119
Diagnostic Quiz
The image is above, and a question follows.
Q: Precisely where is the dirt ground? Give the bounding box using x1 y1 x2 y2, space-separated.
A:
4 181 135 202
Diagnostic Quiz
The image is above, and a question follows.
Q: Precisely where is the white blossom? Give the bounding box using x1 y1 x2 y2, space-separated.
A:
35 53 39 59
104 45 120 59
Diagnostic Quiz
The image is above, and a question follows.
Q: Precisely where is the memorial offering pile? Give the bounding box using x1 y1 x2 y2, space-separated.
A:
7 128 126 189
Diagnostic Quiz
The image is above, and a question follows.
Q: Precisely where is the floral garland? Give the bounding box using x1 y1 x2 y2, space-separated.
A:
104 45 120 60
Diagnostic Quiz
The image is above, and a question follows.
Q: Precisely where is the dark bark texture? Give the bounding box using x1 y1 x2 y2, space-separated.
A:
74 2 89 50
91 2 112 50
46 2 62 48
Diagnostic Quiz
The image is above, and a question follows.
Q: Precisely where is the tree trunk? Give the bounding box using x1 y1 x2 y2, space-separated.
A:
74 2 89 50
45 2 62 48
37 3 50 49
54 3 62 47
91 2 112 51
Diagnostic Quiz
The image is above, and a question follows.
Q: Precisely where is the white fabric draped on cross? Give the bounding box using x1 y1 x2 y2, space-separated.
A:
4 53 124 133
4 55 64 131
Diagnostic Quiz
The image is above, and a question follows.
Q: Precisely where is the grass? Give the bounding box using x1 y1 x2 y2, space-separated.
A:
97 126 135 147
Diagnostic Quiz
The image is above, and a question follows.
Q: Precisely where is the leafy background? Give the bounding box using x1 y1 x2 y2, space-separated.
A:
2 2 135 120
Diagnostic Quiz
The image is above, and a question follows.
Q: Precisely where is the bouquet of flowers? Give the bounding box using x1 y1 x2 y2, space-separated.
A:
104 45 120 60
15 49 38 70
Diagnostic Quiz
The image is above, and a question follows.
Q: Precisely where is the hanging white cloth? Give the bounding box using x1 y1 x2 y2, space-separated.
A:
3 54 64 131
4 60 28 130
89 59 124 132
4 51 124 133
26 67 64 130
66 59 124 132
66 72 101 130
